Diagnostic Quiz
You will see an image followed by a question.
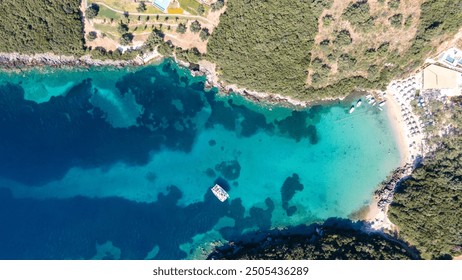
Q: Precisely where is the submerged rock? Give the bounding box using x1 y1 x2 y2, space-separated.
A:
215 160 241 181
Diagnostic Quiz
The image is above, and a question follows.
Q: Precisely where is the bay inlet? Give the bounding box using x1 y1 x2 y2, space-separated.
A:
0 60 400 259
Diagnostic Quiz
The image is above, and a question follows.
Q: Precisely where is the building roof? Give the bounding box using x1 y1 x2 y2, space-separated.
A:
153 0 171 12
423 64 459 90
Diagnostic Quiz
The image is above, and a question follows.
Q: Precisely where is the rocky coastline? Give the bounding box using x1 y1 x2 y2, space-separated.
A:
0 51 335 108
374 163 414 211
0 52 142 70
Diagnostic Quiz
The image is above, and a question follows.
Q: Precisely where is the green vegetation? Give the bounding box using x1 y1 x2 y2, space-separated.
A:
207 0 331 96
139 29 202 64
87 31 98 41
197 4 205 15
389 100 462 259
399 0 462 70
389 14 403 28
0 0 84 55
119 33 133 45
137 1 147 12
211 0 225 11
342 0 374 29
95 4 121 21
388 0 400 9
334 29 353 47
89 46 138 60
190 20 202 33
207 0 462 101
199 28 210 41
338 54 357 71
176 23 187 34
175 47 202 63
86 3 100 19
117 23 129 34
404 14 413 28
209 225 417 260
322 14 334 26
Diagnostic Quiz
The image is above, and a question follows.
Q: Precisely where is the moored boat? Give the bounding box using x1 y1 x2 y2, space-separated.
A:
379 100 387 107
211 184 229 202
349 105 355 114
356 99 362 107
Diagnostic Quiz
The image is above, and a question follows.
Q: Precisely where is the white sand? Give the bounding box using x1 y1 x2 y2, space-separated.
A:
386 89 412 165
364 74 426 231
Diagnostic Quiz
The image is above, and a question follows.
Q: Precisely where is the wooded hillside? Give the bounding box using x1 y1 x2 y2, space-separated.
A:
0 0 84 55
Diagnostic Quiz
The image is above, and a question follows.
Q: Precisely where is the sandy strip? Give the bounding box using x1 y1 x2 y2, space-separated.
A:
361 196 395 231
385 89 411 165
362 86 417 231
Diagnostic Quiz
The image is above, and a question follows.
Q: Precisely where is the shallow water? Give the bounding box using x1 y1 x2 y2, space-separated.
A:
0 60 400 259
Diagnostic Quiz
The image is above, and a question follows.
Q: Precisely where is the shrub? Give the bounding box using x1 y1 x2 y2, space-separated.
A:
86 31 97 41
190 20 201 33
334 29 352 47
197 4 205 15
388 0 400 9
211 0 225 11
176 23 187 34
137 1 147 12
117 23 129 34
389 14 403 27
322 14 334 26
85 4 99 19
119 33 134 45
199 28 210 41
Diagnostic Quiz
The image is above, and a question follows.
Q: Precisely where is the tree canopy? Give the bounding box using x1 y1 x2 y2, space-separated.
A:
85 4 100 19
0 0 85 55
209 223 418 260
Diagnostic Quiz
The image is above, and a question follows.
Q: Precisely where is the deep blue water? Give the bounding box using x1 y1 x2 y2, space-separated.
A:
0 60 400 259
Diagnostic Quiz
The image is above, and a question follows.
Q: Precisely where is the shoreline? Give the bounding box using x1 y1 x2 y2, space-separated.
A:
385 90 411 166
0 52 151 70
362 74 428 231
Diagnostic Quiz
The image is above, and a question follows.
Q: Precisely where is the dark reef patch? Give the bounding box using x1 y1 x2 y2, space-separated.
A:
0 60 336 260
228 100 273 137
205 168 216 178
208 139 216 146
0 63 209 185
0 183 277 259
275 111 318 143
215 160 241 181
281 173 304 216
219 197 274 240
145 171 157 182
0 186 228 260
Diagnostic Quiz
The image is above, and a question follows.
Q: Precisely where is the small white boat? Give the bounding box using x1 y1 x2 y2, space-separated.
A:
356 99 362 107
368 98 375 104
349 105 355 114
371 100 377 106
379 100 387 107
211 184 229 202
378 106 383 111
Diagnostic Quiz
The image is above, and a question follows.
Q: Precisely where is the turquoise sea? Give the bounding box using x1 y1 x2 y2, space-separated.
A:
0 60 400 259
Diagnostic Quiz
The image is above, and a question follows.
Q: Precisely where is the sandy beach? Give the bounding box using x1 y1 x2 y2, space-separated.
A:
363 74 427 231
386 90 412 165
362 196 395 231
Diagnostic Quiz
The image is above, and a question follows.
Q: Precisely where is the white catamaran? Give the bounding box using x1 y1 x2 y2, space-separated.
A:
211 184 229 202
